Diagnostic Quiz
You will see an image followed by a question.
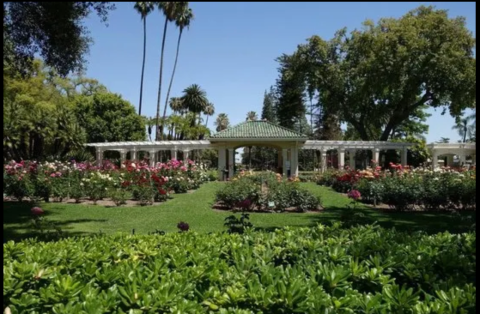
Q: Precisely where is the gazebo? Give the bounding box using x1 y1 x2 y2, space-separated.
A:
86 120 415 180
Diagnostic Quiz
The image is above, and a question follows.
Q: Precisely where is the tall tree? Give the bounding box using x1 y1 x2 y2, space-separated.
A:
246 111 258 121
3 2 115 76
293 6 476 141
155 2 181 140
134 2 155 115
204 103 215 127
275 54 306 129
261 88 277 122
169 97 185 114
162 3 193 138
215 113 230 132
452 114 475 143
181 84 208 128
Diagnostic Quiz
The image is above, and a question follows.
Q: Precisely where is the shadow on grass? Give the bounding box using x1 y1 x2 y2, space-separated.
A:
256 207 476 235
3 201 107 242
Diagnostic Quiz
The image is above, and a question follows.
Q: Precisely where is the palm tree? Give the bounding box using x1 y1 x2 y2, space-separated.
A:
162 4 193 137
215 113 230 132
181 84 208 128
246 111 258 121
134 2 155 116
437 137 450 143
203 103 215 127
169 97 185 114
452 114 475 143
155 2 183 140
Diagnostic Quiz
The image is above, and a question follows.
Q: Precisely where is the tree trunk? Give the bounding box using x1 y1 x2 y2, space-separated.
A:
138 17 147 115
205 115 209 128
155 17 169 140
162 30 183 140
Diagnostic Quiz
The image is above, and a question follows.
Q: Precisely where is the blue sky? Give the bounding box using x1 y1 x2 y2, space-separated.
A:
83 2 476 143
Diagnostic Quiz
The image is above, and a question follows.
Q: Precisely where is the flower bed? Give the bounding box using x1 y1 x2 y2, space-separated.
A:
3 159 212 206
317 164 476 211
4 224 476 313
216 171 321 212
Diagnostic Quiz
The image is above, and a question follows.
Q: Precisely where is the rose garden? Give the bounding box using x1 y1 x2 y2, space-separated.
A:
3 3 477 313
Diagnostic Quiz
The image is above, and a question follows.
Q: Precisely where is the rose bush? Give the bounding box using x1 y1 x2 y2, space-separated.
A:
318 164 476 211
3 159 209 206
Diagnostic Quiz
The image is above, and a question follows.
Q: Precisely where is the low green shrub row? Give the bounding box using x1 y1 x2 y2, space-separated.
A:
317 168 476 211
4 224 476 313
355 173 476 211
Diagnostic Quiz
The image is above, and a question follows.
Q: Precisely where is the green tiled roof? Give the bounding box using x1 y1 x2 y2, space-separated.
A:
209 121 307 140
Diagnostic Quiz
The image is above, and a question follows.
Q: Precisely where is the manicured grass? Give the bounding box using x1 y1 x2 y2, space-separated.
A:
3 182 475 241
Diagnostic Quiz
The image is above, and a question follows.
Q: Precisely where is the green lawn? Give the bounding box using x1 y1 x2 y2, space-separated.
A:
3 183 475 241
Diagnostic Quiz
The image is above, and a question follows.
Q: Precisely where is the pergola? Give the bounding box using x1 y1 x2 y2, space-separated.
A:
427 143 476 168
87 120 415 180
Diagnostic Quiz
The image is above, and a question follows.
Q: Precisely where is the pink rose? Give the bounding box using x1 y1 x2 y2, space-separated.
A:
31 207 44 216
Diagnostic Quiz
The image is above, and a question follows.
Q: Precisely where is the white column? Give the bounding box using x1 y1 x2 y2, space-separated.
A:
120 151 127 165
338 148 345 169
96 148 103 167
149 150 156 167
349 150 356 170
321 149 327 173
372 148 380 165
171 149 178 160
218 148 226 180
458 154 466 166
432 152 438 169
291 147 299 177
131 149 137 161
183 150 189 162
228 148 235 179
282 149 288 177
446 155 454 167
401 147 408 166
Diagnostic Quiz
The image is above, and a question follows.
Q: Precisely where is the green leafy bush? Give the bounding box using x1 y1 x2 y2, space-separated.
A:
4 224 476 313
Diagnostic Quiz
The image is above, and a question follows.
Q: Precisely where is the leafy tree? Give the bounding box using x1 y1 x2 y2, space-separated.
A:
73 92 146 144
134 2 155 115
246 111 258 121
391 106 431 140
3 60 86 160
215 113 230 132
438 137 450 143
163 3 193 135
293 6 476 141
3 2 115 76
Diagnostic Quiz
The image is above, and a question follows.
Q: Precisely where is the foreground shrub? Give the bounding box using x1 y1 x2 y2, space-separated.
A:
3 224 476 313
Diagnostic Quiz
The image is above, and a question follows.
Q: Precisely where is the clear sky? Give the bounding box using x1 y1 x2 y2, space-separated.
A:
83 2 476 143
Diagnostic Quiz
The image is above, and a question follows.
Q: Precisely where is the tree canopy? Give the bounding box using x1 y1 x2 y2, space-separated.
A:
3 60 145 161
290 6 476 141
3 2 115 76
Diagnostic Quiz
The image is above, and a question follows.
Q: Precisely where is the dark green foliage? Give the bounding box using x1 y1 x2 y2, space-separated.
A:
73 92 146 143
224 213 253 234
291 6 476 141
4 2 115 76
274 54 306 130
3 224 476 313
